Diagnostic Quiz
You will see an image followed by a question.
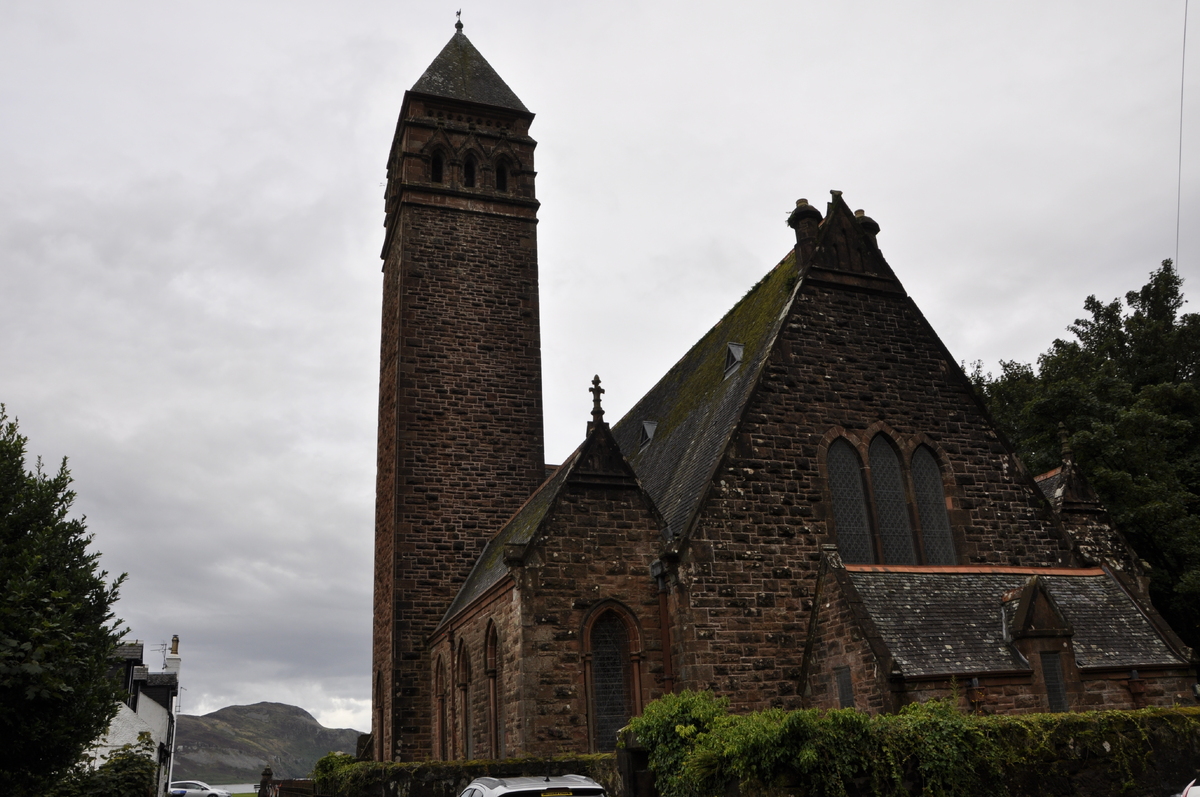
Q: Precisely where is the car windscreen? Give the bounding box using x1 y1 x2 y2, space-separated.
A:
502 790 605 797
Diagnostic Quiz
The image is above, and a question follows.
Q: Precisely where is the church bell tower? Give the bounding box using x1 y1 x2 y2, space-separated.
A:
372 21 545 761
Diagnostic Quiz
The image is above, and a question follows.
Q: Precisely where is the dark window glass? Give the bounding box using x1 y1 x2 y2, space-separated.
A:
869 436 916 565
496 163 508 192
835 666 855 709
431 153 444 183
464 157 476 188
912 446 955 565
724 343 744 378
828 440 873 564
1041 652 1068 712
590 612 631 752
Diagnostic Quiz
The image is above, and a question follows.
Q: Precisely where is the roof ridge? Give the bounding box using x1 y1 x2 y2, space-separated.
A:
611 249 802 539
844 564 1105 576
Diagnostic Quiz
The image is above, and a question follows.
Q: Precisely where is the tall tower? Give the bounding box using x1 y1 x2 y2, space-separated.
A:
372 22 545 761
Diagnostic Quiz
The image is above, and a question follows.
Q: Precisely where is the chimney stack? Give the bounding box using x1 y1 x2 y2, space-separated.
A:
787 198 823 265
164 634 181 676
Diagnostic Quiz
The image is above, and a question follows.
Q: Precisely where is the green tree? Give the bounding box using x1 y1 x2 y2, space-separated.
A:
973 260 1200 648
0 407 126 796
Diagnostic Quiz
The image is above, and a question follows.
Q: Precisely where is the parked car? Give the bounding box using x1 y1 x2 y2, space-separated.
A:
169 781 233 797
458 774 606 797
1182 780 1198 797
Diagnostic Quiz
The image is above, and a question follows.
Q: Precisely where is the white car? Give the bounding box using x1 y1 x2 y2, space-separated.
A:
458 774 606 797
168 782 233 797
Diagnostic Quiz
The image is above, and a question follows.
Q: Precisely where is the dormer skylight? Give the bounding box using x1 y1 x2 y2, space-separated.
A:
640 421 658 449
724 343 745 379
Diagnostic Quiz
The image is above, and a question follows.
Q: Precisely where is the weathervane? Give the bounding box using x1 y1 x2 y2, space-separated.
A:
455 9 463 32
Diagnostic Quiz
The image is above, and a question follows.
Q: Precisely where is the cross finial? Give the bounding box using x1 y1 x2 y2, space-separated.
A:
455 10 463 31
589 375 605 425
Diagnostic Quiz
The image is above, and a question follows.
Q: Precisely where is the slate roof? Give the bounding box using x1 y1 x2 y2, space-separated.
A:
1034 467 1065 504
411 29 529 113
438 446 581 627
842 567 1186 677
610 249 801 538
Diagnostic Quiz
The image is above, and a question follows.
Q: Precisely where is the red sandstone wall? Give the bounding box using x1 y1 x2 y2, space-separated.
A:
669 279 1074 712
803 574 890 713
513 481 667 755
373 96 544 761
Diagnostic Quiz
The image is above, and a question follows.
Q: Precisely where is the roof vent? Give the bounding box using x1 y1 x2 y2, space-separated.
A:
640 421 658 449
724 343 745 379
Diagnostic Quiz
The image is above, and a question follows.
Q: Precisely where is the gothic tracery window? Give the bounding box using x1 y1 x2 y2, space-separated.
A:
869 436 917 565
912 446 956 565
587 609 634 753
826 434 956 565
828 439 874 564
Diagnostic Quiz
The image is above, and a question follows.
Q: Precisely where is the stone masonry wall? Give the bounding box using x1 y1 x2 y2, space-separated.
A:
803 572 890 713
375 103 545 763
513 480 667 756
428 586 522 761
668 277 1075 712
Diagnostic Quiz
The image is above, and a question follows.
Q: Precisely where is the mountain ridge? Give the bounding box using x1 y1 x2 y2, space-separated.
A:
173 701 364 783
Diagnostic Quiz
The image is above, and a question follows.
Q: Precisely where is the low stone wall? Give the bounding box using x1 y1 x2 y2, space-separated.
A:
314 755 618 797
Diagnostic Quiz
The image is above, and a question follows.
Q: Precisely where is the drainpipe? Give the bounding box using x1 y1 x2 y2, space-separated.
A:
650 560 675 693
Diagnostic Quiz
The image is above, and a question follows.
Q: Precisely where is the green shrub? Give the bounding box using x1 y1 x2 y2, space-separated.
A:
47 731 158 797
627 693 1200 797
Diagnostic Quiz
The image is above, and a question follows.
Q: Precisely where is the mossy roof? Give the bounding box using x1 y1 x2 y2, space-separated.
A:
845 568 1186 676
437 447 580 628
609 248 801 539
411 30 529 113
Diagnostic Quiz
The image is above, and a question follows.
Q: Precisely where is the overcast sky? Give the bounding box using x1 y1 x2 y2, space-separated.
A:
1 1 1195 733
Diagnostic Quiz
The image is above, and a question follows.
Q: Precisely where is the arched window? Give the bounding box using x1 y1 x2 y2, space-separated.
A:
431 152 444 184
585 608 638 753
464 156 477 188
826 433 958 566
495 161 508 192
869 435 916 565
456 645 473 759
827 439 873 564
912 446 956 564
434 659 448 759
485 624 502 758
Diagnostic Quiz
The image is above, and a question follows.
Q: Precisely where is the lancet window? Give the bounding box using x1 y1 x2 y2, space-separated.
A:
584 606 640 753
827 435 957 565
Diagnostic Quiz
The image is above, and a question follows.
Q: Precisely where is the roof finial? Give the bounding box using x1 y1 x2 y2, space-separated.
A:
455 9 463 32
589 375 605 426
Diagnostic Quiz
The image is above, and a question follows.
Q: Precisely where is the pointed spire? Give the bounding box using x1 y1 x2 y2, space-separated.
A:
410 24 529 112
589 375 606 431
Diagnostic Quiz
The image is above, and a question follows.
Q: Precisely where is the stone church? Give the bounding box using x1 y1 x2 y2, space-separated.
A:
370 25 1197 762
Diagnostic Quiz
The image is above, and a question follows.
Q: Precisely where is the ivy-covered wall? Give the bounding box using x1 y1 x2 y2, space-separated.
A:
312 753 617 797
625 691 1200 797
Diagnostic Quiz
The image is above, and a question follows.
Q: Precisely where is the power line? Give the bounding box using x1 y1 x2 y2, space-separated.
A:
1178 0 1190 267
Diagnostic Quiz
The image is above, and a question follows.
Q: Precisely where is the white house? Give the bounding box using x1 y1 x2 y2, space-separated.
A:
95 636 181 794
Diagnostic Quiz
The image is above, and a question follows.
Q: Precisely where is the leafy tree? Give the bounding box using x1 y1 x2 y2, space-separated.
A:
0 407 126 796
972 260 1200 648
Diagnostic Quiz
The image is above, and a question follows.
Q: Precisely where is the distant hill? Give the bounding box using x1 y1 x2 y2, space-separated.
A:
173 702 364 783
